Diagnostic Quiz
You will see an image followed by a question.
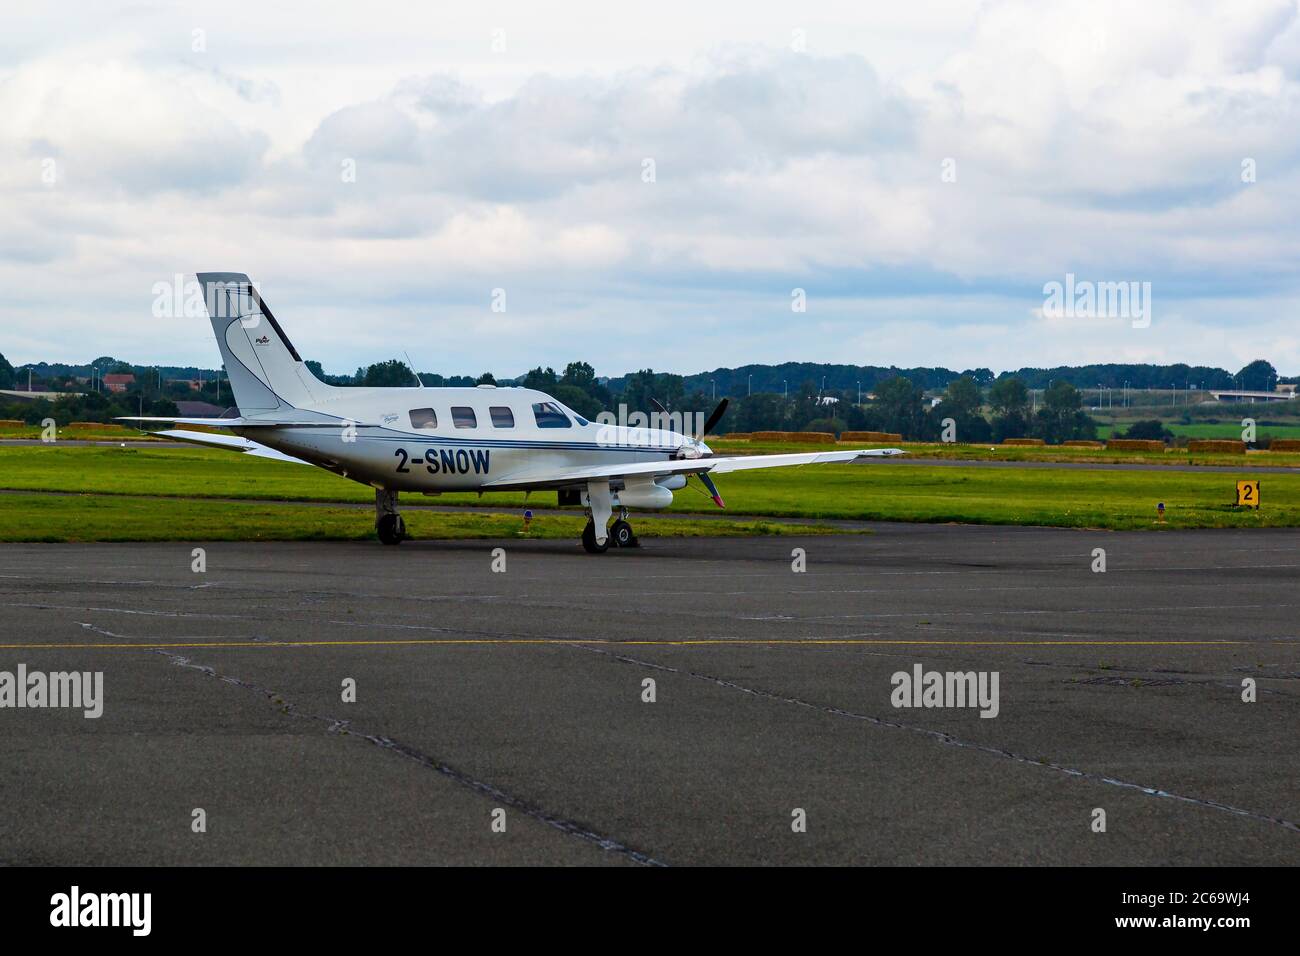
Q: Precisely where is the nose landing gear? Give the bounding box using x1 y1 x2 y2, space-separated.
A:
610 516 638 548
375 489 407 545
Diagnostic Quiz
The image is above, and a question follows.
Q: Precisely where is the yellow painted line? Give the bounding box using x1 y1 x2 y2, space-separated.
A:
0 639 1292 650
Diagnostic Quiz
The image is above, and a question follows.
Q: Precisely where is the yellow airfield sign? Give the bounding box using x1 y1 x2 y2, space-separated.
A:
1235 480 1260 509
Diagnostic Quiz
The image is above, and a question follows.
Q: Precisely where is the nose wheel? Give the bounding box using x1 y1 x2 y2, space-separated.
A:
377 513 406 545
610 518 638 548
375 489 407 545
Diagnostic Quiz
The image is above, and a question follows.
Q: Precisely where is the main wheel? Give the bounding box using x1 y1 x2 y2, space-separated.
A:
377 513 406 545
581 519 609 553
609 519 637 548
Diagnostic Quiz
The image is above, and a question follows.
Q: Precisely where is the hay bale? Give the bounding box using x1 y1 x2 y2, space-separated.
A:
840 431 900 443
0 419 24 427
840 431 903 443
1001 438 1045 446
720 432 752 441
1187 439 1245 454
1266 439 1300 452
1062 440 1104 448
750 430 835 443
1106 439 1165 451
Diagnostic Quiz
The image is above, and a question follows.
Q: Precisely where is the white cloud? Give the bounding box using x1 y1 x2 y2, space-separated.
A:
1 0 1298 377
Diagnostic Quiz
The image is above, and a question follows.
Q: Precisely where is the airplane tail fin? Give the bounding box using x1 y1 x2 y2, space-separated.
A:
194 272 333 413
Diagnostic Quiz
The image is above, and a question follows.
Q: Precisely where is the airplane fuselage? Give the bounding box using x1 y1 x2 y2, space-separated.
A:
234 384 705 495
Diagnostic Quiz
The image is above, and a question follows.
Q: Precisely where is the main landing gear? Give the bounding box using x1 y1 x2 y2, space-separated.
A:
375 489 407 545
582 510 638 554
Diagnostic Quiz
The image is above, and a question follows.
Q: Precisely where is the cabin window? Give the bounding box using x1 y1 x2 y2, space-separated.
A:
490 406 515 428
409 407 437 429
451 406 478 428
531 402 571 428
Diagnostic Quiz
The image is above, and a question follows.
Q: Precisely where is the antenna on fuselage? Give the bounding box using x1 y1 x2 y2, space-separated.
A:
403 351 425 388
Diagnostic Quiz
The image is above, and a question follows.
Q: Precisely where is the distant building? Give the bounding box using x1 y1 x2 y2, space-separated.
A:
166 378 204 391
102 373 135 393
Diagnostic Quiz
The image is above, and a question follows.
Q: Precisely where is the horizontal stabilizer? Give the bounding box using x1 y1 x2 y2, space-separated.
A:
153 429 312 465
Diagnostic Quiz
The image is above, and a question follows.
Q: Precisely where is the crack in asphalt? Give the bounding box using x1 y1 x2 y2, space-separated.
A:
573 644 1300 837
75 622 669 867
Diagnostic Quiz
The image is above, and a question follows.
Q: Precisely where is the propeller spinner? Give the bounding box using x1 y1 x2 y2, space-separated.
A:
651 395 730 508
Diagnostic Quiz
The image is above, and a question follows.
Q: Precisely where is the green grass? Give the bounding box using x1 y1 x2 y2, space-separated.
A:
0 424 159 441
0 445 1295 535
715 438 1300 468
1093 422 1300 440
0 493 838 543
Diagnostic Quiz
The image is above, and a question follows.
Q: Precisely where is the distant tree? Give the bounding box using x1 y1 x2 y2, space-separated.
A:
1236 360 1277 391
475 372 497 385
0 352 13 389
1123 419 1172 441
560 361 596 391
551 384 602 420
359 359 417 387
621 369 685 417
521 366 558 391
989 376 1031 440
804 416 847 437
873 376 932 440
934 375 991 442
732 392 787 432
1032 381 1095 444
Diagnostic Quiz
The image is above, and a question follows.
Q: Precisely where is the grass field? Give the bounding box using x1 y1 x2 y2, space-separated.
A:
713 437 1300 468
0 492 824 543
1093 422 1300 440
0 444 1294 539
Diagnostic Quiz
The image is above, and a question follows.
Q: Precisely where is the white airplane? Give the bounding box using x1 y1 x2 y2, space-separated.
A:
123 273 904 551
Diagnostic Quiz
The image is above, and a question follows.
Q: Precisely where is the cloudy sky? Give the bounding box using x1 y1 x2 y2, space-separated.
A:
3 1 1300 378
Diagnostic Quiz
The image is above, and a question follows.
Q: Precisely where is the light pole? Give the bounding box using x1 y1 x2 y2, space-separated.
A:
857 380 862 405
783 380 788 401
747 374 752 396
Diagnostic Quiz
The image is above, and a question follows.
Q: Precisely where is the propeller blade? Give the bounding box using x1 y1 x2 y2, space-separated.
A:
699 398 729 438
698 472 726 509
649 397 669 416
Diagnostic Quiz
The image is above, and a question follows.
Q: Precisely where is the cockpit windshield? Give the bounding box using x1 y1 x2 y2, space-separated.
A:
531 402 572 428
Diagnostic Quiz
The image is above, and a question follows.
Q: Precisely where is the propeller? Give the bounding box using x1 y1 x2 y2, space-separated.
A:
649 396 728 440
699 398 728 438
648 395 730 508
697 471 726 509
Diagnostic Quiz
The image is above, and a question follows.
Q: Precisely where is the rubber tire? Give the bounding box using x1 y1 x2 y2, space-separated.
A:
581 519 610 553
610 519 637 548
377 513 406 545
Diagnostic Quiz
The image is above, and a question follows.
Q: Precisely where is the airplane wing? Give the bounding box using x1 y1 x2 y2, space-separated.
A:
483 447 905 490
152 428 312 465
